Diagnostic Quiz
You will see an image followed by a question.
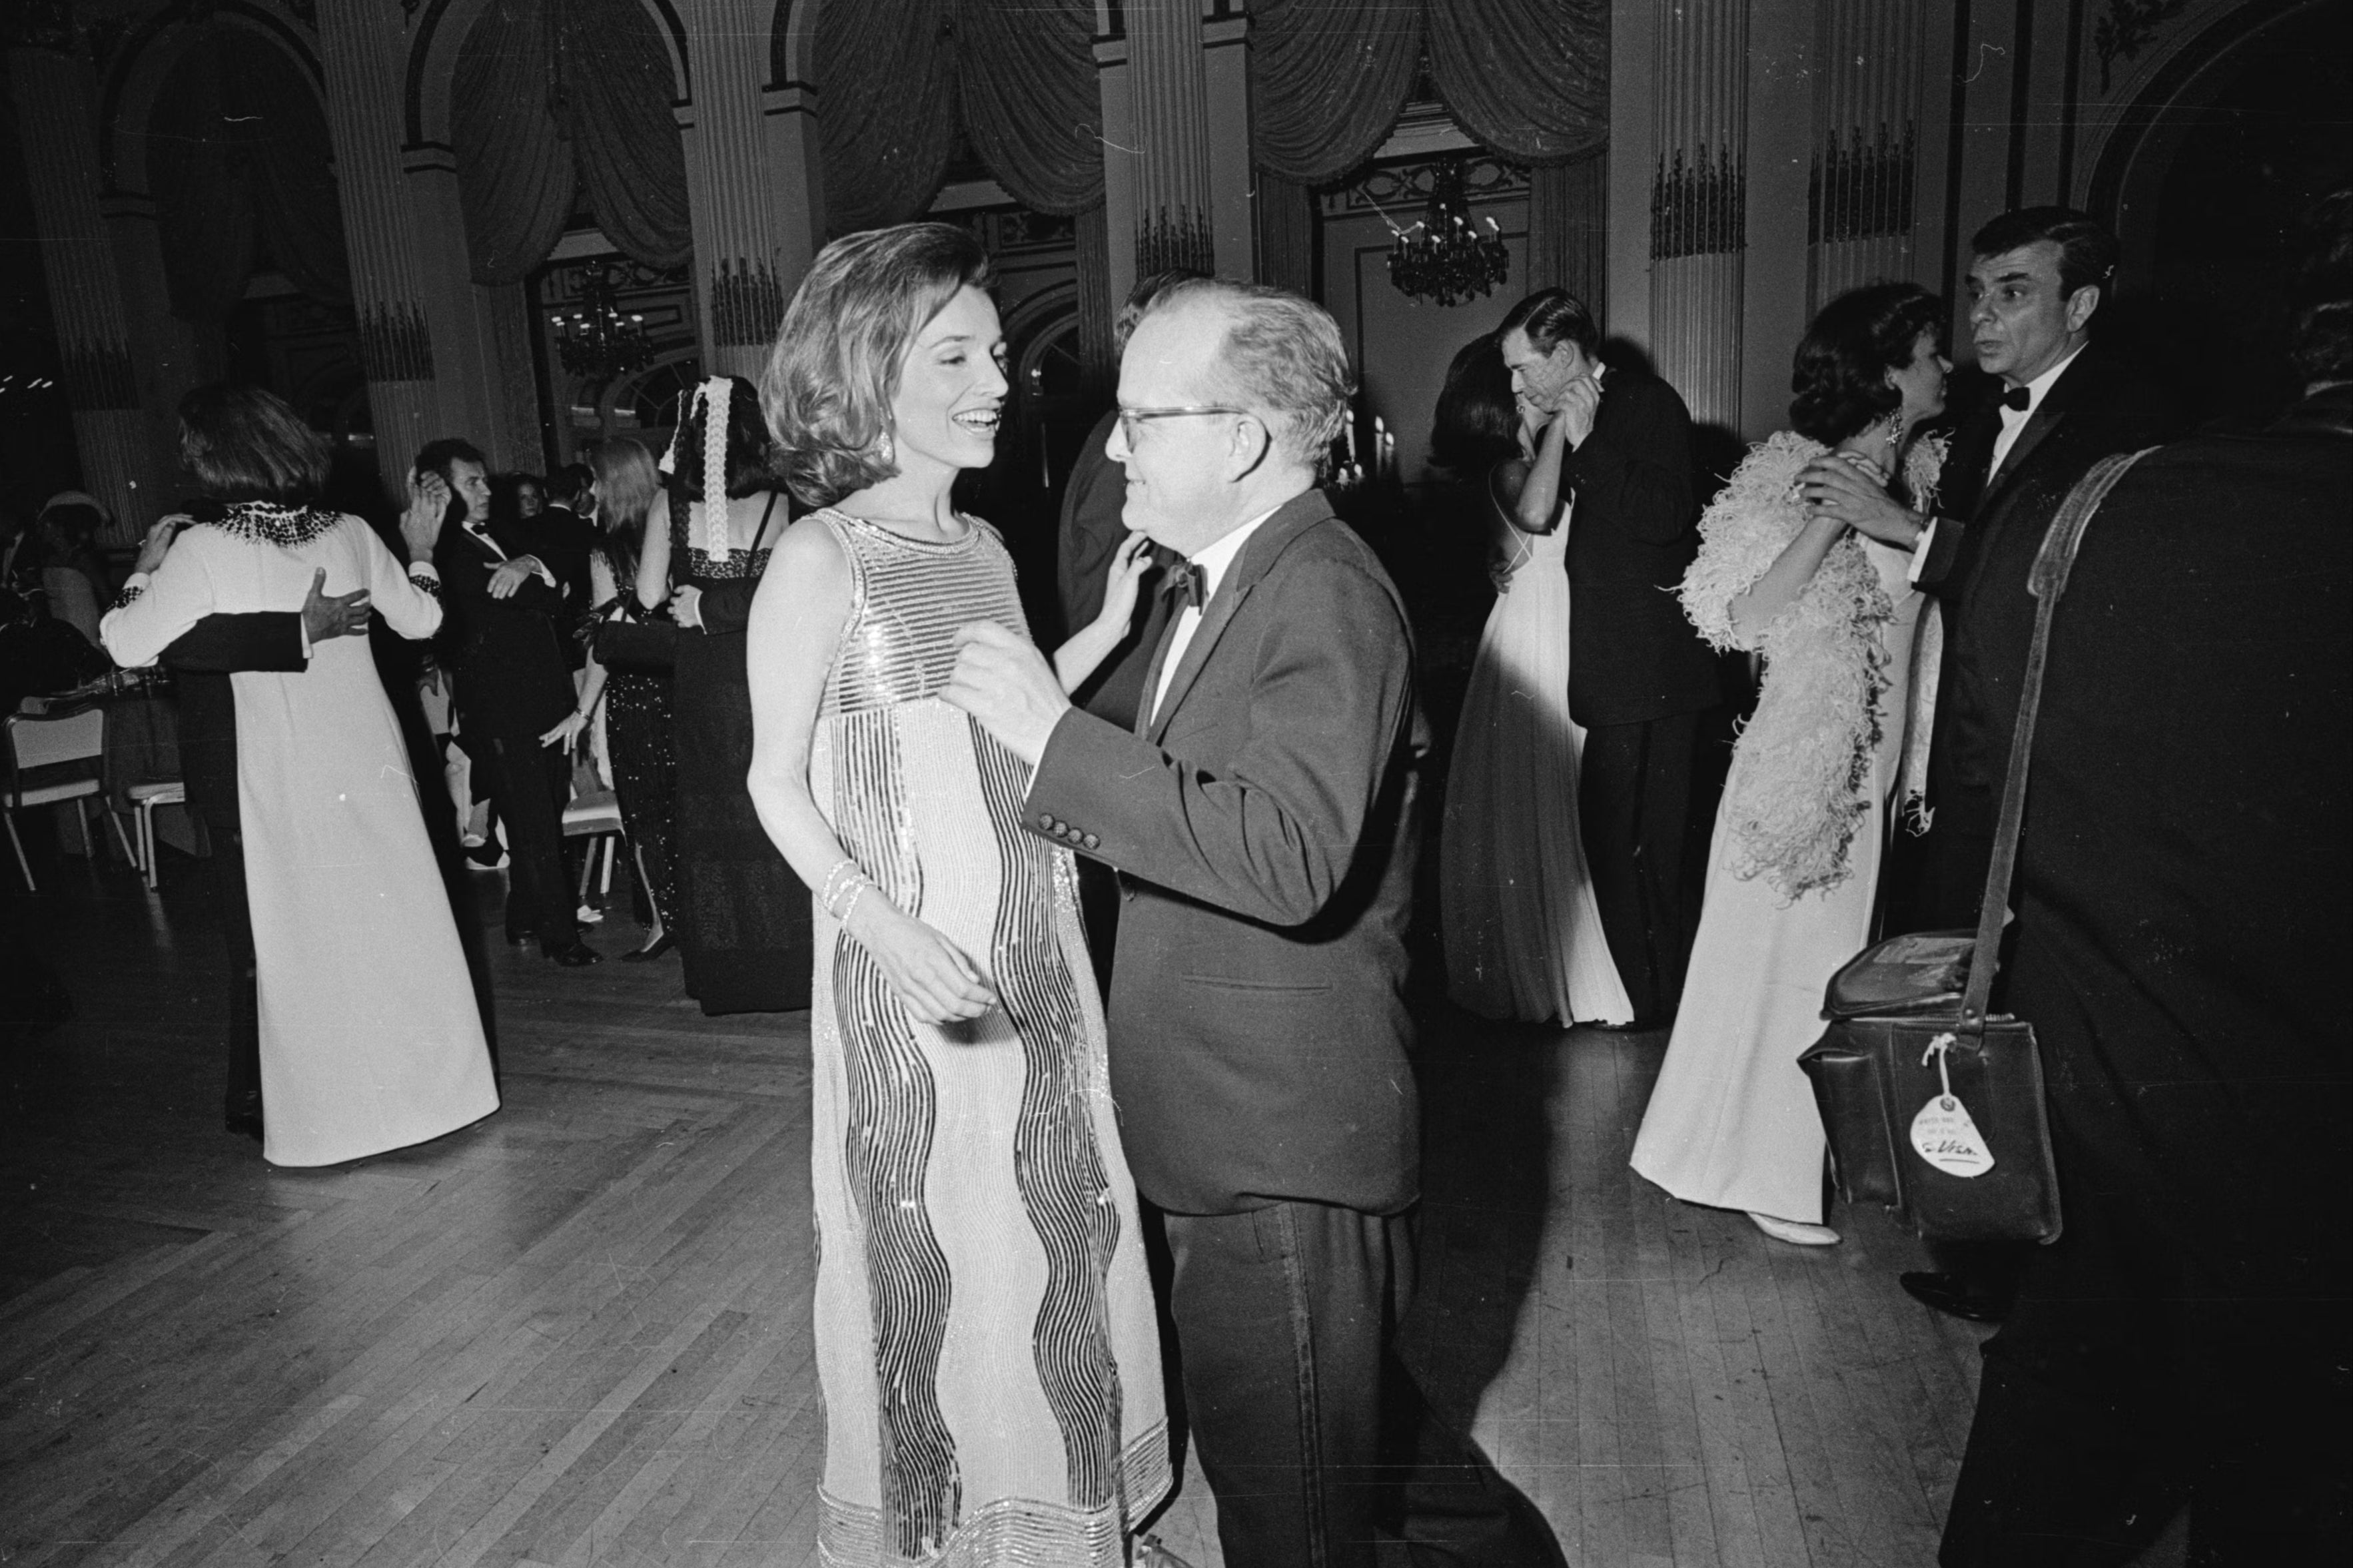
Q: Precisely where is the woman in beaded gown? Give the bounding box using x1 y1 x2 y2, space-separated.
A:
584 438 680 959
637 376 813 1011
746 225 1171 1566
101 384 497 1168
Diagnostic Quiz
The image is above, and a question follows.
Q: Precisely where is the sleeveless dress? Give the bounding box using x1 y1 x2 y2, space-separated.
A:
1632 437 1938 1224
588 552 678 933
670 494 813 1012
803 510 1169 1566
1440 498 1635 1025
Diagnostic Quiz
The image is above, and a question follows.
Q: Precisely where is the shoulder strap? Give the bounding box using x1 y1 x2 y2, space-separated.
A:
750 492 784 555
1963 446 2157 1022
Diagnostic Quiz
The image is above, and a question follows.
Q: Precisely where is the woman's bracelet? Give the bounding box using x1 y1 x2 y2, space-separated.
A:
819 857 862 913
837 883 869 926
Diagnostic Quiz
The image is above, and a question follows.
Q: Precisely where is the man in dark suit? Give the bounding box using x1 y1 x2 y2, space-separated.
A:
1801 209 2186 1322
1498 289 1721 1024
1803 207 2184 931
948 280 1558 1567
1939 197 2353 1567
422 438 599 966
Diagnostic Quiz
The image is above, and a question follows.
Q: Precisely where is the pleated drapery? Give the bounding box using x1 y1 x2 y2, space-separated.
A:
1249 0 1607 181
812 0 1103 236
147 27 350 322
450 0 691 286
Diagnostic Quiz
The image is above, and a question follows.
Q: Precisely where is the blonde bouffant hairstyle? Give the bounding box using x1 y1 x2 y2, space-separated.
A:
761 223 995 508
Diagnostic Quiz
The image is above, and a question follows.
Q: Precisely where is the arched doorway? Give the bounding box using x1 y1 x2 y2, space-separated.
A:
2095 1 2353 424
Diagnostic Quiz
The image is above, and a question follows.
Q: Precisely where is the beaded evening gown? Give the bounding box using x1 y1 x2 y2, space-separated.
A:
801 510 1169 1566
670 494 812 1012
588 553 678 934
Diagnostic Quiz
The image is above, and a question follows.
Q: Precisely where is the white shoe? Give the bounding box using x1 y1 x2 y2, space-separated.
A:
1749 1211 1841 1246
576 903 606 924
1132 1537 1194 1568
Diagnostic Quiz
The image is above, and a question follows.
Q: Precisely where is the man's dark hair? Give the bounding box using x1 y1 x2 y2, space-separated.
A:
2288 185 2353 386
1115 268 1210 355
1971 206 2118 300
1430 334 1520 473
177 384 331 504
1498 287 1603 359
413 437 486 487
1789 282 1949 444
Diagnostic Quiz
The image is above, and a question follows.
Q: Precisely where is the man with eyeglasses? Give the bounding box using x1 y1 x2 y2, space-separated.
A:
948 278 1560 1567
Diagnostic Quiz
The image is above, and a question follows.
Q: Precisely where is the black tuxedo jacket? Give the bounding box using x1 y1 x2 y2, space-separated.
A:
2001 384 2350 1289
434 518 576 733
1025 490 1425 1217
1056 409 1175 731
160 613 307 833
1915 342 2186 838
1559 370 1723 727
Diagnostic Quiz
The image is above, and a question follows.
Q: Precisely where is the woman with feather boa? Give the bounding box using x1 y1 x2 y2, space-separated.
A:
1631 284 1951 1246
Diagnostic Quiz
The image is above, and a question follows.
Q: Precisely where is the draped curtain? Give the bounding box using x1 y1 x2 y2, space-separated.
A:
451 0 692 286
1249 0 1610 296
149 27 350 322
811 0 1102 236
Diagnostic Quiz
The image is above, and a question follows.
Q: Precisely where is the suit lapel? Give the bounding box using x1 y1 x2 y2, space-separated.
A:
1979 345 2112 505
1144 490 1330 746
1982 406 2067 502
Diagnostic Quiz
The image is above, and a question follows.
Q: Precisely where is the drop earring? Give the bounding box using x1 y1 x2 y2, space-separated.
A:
879 429 895 465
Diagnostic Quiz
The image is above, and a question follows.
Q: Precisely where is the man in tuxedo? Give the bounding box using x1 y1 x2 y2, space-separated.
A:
1939 193 2353 1567
948 280 1558 1567
423 438 599 966
1802 206 2184 930
1800 208 2185 1322
1498 289 1721 1024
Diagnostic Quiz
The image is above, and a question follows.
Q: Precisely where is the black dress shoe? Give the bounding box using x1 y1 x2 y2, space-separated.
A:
1901 1270 2009 1322
620 933 675 963
224 1091 264 1143
504 928 529 947
543 939 602 967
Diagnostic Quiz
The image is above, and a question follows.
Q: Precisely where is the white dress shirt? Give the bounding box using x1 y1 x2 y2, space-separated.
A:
1910 343 2088 582
1149 506 1280 725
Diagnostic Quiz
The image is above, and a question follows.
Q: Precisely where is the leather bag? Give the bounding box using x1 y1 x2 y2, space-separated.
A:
588 600 678 673
1797 447 2153 1244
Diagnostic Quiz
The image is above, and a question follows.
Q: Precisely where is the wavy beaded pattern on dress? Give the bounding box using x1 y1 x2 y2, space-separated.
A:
801 509 1169 1566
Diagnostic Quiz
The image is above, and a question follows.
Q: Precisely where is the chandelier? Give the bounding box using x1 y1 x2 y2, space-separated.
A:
1386 160 1510 308
552 266 652 381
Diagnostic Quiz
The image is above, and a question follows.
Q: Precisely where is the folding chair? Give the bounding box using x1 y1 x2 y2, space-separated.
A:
3 706 139 892
562 788 626 912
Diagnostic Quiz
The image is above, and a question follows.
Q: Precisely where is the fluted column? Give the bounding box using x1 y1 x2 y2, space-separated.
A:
8 45 165 542
314 1 442 491
1647 0 1750 433
1807 0 1928 309
1126 0 1214 274
679 0 793 380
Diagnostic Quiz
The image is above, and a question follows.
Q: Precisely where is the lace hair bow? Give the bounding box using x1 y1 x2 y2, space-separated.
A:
660 375 734 560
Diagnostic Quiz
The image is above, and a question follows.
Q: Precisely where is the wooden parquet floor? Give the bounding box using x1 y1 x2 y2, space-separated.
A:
2 849 1998 1567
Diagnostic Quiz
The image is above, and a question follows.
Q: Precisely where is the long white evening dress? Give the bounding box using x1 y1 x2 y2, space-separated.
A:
101 505 498 1168
1631 436 1936 1225
1440 496 1634 1025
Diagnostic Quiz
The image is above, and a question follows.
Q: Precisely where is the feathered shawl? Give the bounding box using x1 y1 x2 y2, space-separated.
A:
1679 431 1944 901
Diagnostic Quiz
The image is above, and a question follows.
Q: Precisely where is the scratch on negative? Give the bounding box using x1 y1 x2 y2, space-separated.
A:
1963 43 2007 83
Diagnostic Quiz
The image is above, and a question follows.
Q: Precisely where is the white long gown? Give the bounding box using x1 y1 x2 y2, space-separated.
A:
1630 534 1927 1224
102 510 498 1168
1440 511 1634 1026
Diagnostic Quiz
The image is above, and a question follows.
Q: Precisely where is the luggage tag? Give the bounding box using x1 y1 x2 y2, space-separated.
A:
1911 1032 1995 1178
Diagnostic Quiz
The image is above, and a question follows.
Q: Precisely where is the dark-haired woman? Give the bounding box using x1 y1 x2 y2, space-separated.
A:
100 384 497 1167
637 375 811 1012
1632 282 1950 1246
584 438 679 959
1436 334 1632 1025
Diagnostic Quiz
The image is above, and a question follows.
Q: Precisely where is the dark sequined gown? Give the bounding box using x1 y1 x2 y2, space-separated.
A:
802 510 1168 1564
671 496 813 1013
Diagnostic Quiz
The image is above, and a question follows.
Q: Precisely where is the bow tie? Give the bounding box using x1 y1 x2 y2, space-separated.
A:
2000 385 2032 413
1162 558 1210 612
